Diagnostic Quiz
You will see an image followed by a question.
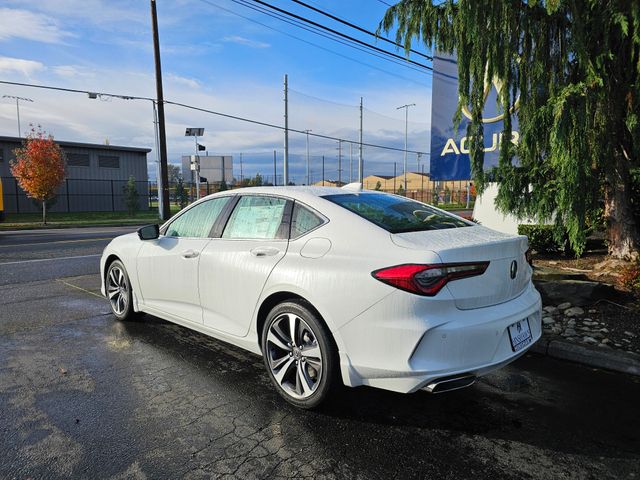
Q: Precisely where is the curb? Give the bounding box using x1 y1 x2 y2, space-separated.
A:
531 337 640 376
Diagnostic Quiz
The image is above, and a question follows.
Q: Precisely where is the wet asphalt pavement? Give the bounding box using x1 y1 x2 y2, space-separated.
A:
1 227 639 479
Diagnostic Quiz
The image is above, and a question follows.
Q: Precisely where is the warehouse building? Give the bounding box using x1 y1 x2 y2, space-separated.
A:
0 136 150 214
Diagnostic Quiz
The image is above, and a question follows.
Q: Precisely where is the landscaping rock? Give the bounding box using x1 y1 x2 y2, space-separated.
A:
543 306 559 315
565 307 585 317
563 328 578 337
542 317 555 325
557 302 572 310
583 336 598 345
567 319 576 327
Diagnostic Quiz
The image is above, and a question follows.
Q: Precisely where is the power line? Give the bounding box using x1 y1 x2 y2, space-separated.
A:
0 80 429 156
196 0 431 86
289 0 432 61
376 0 394 7
228 0 430 75
242 0 432 71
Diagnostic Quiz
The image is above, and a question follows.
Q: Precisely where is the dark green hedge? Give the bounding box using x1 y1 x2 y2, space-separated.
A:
517 224 563 253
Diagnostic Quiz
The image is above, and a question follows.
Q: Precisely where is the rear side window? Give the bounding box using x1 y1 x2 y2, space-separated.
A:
165 197 230 238
223 196 288 240
291 204 324 238
323 193 470 233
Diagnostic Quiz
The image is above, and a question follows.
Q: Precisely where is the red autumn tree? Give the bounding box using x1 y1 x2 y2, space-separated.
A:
11 126 66 225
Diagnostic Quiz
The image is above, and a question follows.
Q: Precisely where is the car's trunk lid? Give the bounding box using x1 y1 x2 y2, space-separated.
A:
391 225 530 309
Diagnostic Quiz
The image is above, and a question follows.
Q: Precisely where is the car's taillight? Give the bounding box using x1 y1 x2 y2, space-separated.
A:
371 262 490 296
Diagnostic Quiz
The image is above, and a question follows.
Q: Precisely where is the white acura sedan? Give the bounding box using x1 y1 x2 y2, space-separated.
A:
101 185 542 408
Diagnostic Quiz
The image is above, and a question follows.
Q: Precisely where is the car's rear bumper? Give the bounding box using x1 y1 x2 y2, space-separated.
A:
336 282 542 393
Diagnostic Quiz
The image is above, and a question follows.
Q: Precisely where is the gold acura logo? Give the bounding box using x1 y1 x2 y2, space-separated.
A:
460 77 520 124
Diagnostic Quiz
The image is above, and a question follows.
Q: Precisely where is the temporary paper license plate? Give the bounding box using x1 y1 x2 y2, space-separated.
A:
508 318 533 353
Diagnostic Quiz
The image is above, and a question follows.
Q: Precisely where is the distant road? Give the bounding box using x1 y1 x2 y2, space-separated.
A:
0 226 135 285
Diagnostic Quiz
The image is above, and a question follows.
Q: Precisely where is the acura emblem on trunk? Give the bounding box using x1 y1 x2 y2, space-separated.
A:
510 260 518 279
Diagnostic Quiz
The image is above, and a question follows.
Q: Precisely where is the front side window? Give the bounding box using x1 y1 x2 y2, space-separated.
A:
323 192 471 233
291 203 324 238
223 196 287 240
165 197 230 238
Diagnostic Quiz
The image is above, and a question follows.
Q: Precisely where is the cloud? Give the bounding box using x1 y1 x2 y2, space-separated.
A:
166 73 200 89
222 35 270 49
0 8 73 43
0 56 45 76
0 59 431 181
1 1 147 27
52 65 95 78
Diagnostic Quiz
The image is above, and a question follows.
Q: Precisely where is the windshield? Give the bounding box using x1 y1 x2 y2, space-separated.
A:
323 193 471 233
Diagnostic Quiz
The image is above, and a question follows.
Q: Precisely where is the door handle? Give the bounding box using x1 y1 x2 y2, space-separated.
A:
181 249 199 259
250 247 280 257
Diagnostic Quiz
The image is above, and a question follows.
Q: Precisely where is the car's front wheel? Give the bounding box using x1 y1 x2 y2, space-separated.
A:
262 301 339 409
106 260 136 321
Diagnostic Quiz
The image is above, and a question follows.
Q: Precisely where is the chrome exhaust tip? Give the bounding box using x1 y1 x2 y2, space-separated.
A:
423 374 476 394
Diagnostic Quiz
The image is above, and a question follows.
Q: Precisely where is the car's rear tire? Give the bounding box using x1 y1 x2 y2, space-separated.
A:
261 300 339 409
106 260 136 322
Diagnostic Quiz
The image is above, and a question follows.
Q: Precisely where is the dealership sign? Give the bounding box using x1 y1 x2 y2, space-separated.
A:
429 53 519 180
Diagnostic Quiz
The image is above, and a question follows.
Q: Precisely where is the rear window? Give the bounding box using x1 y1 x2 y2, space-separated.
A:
323 193 471 233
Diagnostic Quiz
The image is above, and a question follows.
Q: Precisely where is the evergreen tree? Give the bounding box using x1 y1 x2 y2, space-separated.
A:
381 0 640 258
175 176 189 209
122 176 139 217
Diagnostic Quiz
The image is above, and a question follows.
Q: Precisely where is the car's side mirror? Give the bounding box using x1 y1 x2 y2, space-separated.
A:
137 224 160 240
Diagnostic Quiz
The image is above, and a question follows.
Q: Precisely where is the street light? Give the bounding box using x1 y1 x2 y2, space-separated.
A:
88 92 165 217
396 103 415 196
3 95 33 137
186 127 205 199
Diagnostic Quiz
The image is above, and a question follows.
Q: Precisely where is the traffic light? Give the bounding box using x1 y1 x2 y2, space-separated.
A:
197 143 206 151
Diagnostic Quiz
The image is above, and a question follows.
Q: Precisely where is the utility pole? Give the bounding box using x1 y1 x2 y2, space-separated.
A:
421 163 425 203
393 163 397 193
283 74 289 185
358 97 363 183
322 155 325 186
151 101 163 216
397 103 415 198
349 143 353 183
273 150 277 186
240 153 243 184
337 140 343 186
304 129 312 185
150 0 170 221
2 95 33 138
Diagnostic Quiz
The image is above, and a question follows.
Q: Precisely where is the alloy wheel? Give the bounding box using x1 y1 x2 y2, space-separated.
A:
266 313 323 399
107 265 128 315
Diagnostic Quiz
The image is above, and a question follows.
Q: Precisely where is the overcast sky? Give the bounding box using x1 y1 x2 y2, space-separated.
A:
0 0 433 183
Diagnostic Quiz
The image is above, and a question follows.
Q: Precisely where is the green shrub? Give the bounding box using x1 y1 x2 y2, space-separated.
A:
517 224 563 253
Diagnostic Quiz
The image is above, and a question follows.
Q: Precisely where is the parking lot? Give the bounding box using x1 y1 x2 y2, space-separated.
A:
1 226 639 479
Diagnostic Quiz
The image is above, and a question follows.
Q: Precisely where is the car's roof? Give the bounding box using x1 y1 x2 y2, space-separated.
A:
203 185 387 203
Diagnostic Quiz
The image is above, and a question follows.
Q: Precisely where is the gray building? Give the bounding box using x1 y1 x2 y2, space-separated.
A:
0 136 150 214
181 155 233 185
